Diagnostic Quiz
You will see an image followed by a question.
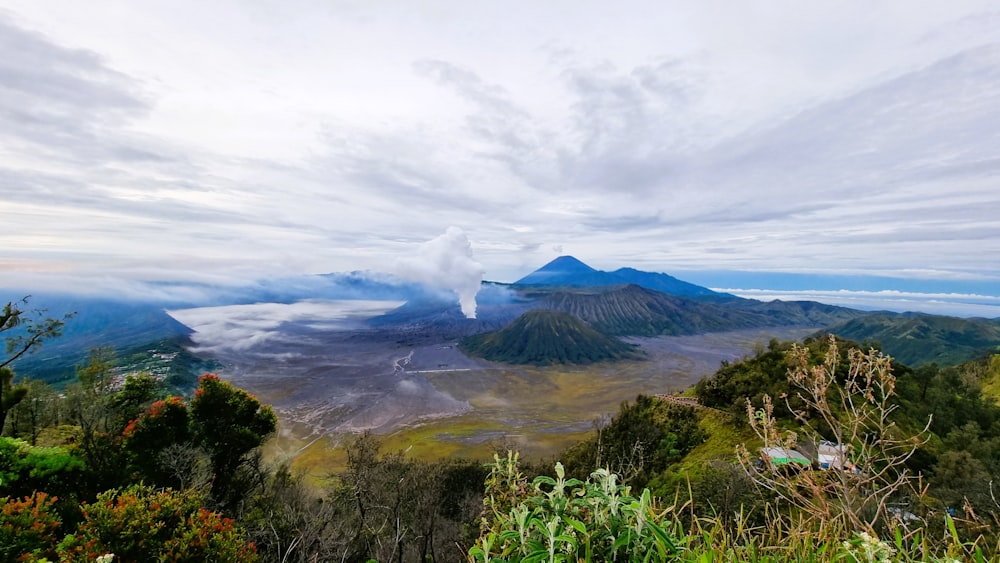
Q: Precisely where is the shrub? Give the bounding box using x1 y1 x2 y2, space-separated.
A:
57 484 258 563
0 491 61 561
0 437 85 503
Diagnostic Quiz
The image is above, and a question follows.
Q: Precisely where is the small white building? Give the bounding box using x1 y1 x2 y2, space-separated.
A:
817 440 848 470
761 447 810 467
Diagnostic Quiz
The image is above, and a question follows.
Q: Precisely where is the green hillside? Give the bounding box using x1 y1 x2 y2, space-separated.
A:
539 284 756 336
821 313 1000 366
459 310 643 366
538 284 868 336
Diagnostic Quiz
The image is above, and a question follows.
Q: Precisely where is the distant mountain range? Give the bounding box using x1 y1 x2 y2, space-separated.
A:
515 256 725 298
458 257 1000 367
821 313 1000 366
450 257 870 366
9 296 193 382
7 256 1000 378
535 284 863 337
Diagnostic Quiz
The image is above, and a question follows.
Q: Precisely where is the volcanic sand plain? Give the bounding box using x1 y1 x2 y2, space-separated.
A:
196 321 817 478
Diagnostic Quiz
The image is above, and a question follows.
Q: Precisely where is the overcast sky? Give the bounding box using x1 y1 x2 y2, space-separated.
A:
2 2 999 308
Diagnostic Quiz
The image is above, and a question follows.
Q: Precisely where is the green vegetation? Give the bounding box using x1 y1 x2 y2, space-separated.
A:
471 336 1000 561
560 395 705 490
693 337 796 419
7 290 1000 561
822 312 1000 366
0 345 273 560
57 485 258 562
471 453 678 562
982 354 1000 401
461 310 643 365
0 491 62 561
530 283 866 338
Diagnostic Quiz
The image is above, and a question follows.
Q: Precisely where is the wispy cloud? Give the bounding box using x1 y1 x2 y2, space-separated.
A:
0 3 997 310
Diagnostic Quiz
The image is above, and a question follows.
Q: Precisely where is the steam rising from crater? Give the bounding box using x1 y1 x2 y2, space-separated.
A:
395 227 484 318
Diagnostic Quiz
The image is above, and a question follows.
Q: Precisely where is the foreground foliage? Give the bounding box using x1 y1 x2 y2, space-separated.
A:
474 338 1000 562
0 366 267 561
471 454 996 562
58 485 258 562
5 290 1000 561
471 452 677 562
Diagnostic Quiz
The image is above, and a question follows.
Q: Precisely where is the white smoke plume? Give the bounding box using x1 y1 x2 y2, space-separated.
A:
395 227 485 318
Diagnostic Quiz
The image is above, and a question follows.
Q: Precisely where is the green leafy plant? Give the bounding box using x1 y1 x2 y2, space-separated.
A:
0 437 85 503
471 452 679 562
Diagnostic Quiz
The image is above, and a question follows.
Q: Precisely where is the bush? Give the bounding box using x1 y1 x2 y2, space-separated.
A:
57 484 258 563
0 491 61 561
0 437 85 503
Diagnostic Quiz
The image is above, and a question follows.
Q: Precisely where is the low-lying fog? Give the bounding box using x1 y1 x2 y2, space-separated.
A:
168 299 406 354
168 299 476 434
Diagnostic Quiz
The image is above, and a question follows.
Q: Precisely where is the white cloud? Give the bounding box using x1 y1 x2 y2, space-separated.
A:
167 300 403 354
0 2 998 307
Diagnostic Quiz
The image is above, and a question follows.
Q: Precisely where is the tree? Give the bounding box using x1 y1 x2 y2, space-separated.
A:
110 371 162 434
1 297 67 434
0 367 27 437
190 373 276 510
1 297 66 370
242 465 340 563
321 433 489 562
123 396 191 487
67 347 129 491
5 378 58 444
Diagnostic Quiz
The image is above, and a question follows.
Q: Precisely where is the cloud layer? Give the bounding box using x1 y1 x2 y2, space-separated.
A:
168 300 404 354
1 2 998 310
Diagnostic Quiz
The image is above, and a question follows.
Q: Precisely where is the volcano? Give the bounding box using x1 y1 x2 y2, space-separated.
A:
515 256 724 298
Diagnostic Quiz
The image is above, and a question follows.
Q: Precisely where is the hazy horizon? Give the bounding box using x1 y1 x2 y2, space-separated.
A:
4 254 999 319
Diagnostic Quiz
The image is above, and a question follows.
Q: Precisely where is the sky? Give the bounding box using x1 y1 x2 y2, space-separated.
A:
1 1 999 316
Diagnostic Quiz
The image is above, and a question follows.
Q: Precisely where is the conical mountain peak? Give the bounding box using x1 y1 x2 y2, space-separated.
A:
515 256 722 298
538 256 597 273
